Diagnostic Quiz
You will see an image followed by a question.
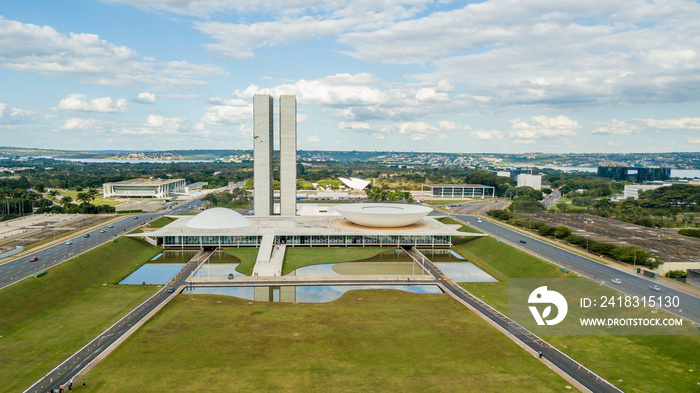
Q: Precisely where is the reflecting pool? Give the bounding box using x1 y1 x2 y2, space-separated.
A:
119 263 185 285
188 284 443 303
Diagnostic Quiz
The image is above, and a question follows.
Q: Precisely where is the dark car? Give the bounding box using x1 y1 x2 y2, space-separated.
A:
167 287 175 293
29 256 38 262
519 240 527 244
84 234 90 238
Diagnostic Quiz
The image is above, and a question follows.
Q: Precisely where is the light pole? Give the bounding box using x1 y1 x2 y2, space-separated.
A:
633 249 637 273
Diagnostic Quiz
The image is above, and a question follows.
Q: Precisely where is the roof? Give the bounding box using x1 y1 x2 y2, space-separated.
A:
422 184 495 188
185 207 251 230
104 178 185 186
339 177 371 190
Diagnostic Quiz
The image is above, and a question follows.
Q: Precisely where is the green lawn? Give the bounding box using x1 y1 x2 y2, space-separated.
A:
281 246 394 274
56 189 123 207
224 247 259 275
455 236 700 393
145 216 175 228
436 216 483 234
78 290 574 392
0 237 160 392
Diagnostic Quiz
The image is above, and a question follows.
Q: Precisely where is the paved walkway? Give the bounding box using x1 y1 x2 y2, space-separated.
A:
253 238 285 277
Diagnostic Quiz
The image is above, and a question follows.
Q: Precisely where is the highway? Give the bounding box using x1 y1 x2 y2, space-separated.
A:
0 198 205 291
453 214 700 325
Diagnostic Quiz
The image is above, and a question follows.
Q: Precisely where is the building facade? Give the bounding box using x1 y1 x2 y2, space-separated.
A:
516 174 542 190
253 94 274 216
421 184 495 198
279 95 297 216
597 165 671 182
103 178 185 198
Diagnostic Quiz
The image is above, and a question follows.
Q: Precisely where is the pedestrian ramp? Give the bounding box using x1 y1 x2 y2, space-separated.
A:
252 235 285 277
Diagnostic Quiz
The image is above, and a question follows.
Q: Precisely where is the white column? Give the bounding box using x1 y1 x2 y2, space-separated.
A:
253 94 274 216
279 95 297 216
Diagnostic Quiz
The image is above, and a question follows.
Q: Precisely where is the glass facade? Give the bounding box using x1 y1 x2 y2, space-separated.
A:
163 234 450 248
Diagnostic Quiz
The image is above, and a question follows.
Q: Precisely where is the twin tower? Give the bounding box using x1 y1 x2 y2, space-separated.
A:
253 94 297 216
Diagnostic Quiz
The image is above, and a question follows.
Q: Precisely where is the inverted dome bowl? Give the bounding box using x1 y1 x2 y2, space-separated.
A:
332 203 432 228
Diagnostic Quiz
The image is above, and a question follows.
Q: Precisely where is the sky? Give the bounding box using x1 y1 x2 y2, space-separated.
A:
1 0 700 154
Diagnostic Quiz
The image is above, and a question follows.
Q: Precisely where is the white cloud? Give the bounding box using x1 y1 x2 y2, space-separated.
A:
470 129 504 140
59 94 128 112
200 98 251 125
134 92 156 104
119 114 190 135
508 115 580 139
0 16 226 89
61 118 97 130
592 117 700 134
0 103 52 124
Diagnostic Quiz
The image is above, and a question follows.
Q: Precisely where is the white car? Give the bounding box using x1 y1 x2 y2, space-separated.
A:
65 241 73 245
649 284 661 292
611 278 622 285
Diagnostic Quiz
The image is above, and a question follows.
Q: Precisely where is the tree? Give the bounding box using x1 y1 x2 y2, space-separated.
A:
76 192 92 205
60 196 73 209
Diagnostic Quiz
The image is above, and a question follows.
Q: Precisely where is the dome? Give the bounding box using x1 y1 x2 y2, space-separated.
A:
332 203 432 228
185 207 252 229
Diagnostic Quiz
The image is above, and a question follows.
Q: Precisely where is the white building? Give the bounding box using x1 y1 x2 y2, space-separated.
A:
516 174 542 190
103 178 185 198
623 184 665 199
338 177 371 191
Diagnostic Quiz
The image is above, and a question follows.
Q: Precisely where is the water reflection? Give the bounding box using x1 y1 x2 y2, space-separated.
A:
434 263 497 282
194 263 244 278
119 263 185 285
188 285 443 303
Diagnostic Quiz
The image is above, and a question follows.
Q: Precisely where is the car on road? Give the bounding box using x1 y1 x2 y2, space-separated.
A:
228 273 234 279
649 284 662 292
167 287 175 293
611 278 622 285
83 234 90 238
29 256 38 262
519 240 527 244
476 219 483 223
134 216 139 219
65 241 73 245
108 225 114 228
99 230 105 233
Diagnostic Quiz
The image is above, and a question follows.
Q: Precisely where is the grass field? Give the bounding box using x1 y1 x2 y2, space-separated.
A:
224 247 259 275
145 216 175 228
281 246 394 274
0 237 160 392
78 290 574 392
455 237 700 393
56 189 123 207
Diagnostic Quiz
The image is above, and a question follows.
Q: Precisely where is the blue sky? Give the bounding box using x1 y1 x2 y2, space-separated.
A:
1 0 700 153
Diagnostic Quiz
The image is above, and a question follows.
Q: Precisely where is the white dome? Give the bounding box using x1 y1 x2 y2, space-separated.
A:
185 207 251 229
332 203 432 228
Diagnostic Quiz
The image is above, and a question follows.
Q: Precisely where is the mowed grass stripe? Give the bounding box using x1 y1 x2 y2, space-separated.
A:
80 290 573 392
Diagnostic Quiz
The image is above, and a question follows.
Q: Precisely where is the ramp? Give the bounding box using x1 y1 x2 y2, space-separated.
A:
252 236 285 277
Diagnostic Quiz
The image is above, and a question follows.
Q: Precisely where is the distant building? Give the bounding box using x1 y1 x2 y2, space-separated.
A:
597 164 671 182
496 171 511 178
185 182 208 193
622 184 665 199
338 177 371 191
422 184 495 198
103 178 185 198
516 174 542 190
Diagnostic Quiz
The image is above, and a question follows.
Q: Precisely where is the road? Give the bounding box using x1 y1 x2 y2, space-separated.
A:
405 247 621 393
454 214 700 325
0 199 205 291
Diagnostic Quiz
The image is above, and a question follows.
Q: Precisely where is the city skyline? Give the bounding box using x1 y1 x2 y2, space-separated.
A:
2 1 700 153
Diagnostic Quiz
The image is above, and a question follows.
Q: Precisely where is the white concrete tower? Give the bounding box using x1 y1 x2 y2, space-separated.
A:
253 94 274 216
279 95 297 216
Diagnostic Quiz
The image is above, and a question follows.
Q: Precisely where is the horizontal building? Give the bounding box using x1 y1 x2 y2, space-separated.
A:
597 165 671 182
421 184 495 198
130 207 478 249
103 178 185 198
622 184 665 199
